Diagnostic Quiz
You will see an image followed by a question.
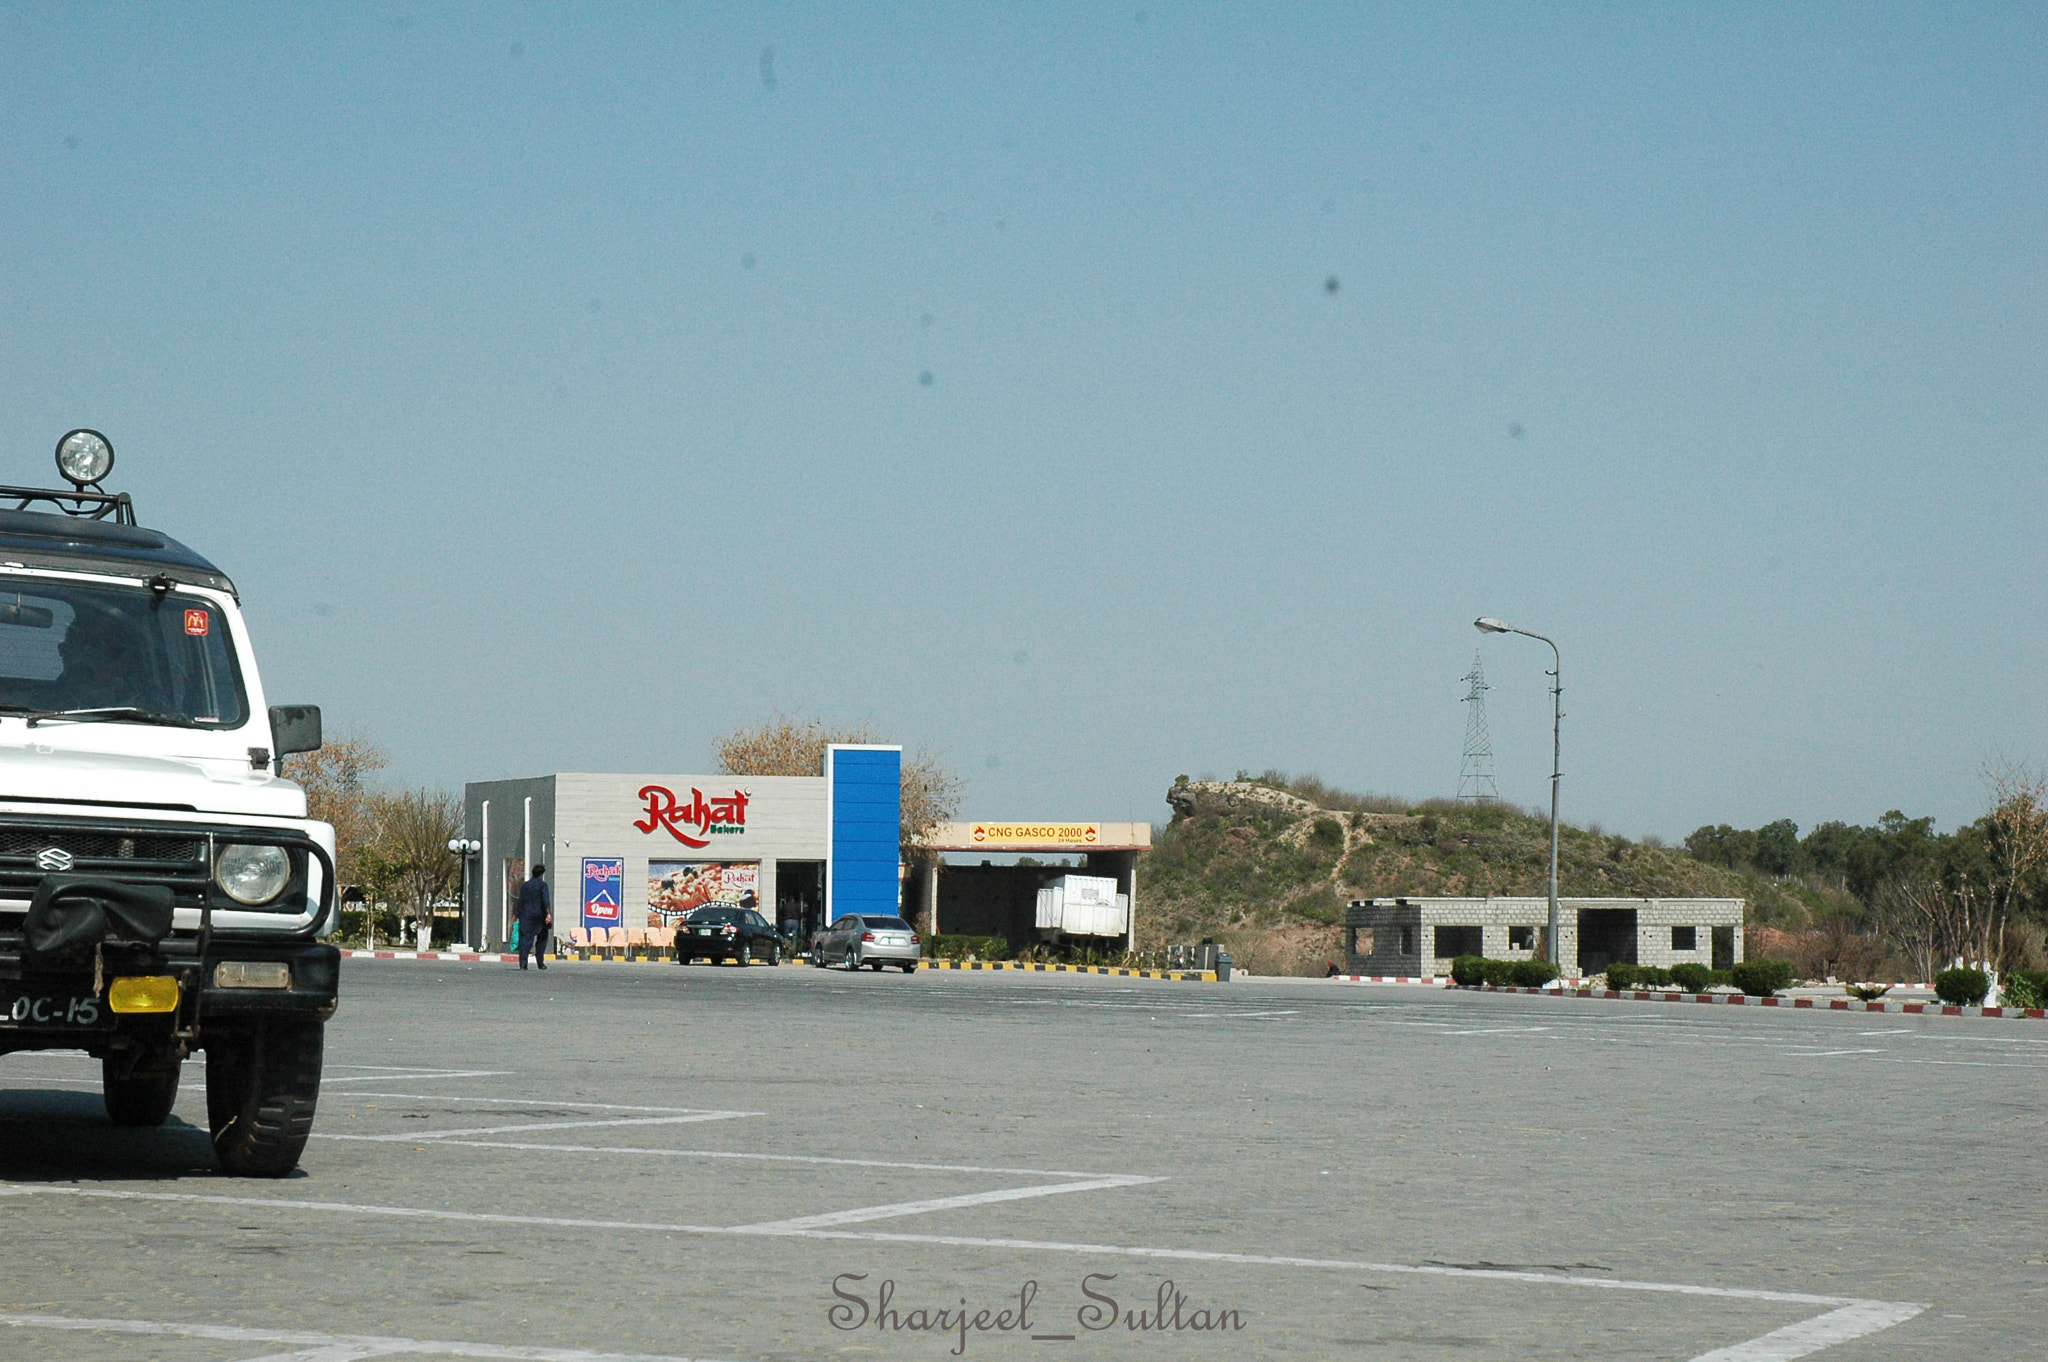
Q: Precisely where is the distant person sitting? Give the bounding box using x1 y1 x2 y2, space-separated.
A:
1325 960 1341 978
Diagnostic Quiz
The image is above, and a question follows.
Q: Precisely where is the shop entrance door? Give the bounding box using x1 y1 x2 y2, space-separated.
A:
776 861 826 945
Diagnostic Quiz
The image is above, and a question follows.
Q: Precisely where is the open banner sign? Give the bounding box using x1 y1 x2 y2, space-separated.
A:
581 857 624 929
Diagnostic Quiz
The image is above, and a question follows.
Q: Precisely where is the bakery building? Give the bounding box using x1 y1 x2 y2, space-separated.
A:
459 745 900 950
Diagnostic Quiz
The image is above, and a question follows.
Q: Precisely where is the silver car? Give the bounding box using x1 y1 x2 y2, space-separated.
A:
813 914 921 972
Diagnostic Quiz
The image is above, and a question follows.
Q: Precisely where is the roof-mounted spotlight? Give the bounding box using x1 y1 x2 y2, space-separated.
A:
55 429 114 488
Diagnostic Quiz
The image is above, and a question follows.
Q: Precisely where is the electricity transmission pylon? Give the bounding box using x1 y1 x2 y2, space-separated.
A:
1458 650 1500 803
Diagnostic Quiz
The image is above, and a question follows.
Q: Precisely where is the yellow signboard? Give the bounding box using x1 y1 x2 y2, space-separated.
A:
970 823 1100 845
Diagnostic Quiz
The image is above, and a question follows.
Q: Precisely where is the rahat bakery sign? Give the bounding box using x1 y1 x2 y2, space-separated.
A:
636 785 750 849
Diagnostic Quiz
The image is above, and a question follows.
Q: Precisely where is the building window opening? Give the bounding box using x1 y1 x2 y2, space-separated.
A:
1434 925 1482 958
1399 926 1415 956
1672 925 1698 952
1508 925 1536 951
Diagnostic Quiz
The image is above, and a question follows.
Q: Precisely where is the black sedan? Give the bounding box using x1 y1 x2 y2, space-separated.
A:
675 906 785 965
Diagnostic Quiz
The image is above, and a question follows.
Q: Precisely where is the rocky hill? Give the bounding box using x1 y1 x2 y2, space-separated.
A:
1143 775 1823 975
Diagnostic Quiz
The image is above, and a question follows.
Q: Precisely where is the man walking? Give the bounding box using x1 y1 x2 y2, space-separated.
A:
517 864 552 970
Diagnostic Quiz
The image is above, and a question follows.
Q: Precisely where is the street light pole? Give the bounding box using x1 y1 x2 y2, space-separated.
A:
1474 618 1563 976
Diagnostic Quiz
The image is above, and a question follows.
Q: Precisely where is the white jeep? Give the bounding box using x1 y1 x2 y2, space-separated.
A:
0 430 337 1176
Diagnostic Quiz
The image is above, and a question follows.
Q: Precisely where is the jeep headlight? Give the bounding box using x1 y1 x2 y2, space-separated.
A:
215 843 291 905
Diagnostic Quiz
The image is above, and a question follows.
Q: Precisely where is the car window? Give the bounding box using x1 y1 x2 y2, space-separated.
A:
0 581 247 727
862 916 911 930
682 906 739 924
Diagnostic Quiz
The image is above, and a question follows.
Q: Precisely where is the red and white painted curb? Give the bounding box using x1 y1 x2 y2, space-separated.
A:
1456 983 2045 1020
342 949 522 963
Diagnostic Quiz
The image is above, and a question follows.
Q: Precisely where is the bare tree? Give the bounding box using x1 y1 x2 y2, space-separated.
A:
358 789 462 944
1982 759 2048 969
713 714 962 853
281 736 388 888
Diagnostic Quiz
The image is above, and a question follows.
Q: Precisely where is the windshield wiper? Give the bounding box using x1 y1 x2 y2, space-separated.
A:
19 706 195 729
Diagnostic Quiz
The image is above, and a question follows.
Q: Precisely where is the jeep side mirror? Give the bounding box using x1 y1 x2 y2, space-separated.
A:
270 705 323 761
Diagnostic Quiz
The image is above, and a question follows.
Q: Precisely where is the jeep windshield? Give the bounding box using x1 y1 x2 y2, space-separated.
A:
0 580 247 729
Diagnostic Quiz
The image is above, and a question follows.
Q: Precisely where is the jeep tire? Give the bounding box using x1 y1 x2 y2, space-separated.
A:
205 1019 324 1177
102 1051 182 1127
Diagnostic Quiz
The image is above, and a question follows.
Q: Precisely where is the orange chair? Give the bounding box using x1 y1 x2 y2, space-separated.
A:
604 927 628 961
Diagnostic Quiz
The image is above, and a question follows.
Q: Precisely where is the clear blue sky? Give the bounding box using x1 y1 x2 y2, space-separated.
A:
3 4 2042 839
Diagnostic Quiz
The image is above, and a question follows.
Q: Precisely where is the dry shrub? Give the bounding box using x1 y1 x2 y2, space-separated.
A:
1225 922 1344 977
1748 925 1900 982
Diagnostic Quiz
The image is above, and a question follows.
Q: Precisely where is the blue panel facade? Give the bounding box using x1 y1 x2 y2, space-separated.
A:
829 747 901 918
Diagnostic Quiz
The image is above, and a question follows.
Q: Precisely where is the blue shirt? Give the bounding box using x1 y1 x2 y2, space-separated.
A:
517 876 551 920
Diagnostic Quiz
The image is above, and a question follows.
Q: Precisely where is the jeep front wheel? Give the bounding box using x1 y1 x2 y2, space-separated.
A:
205 1019 324 1177
103 1051 182 1127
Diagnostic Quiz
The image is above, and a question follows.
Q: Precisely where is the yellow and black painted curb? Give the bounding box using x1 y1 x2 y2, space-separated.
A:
926 959 1218 982
344 949 1217 980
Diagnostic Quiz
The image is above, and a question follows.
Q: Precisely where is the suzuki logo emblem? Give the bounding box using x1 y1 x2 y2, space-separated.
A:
35 847 73 872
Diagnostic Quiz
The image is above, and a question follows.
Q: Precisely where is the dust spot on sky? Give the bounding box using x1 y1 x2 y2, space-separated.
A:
1508 423 1525 439
984 754 1001 769
1324 276 1340 294
1011 649 1029 665
313 604 333 618
63 135 78 150
1320 198 1336 213
552 383 569 401
919 312 934 328
741 253 756 270
587 298 602 314
918 371 935 387
393 15 411 30
995 219 1006 232
1134 8 1148 22
760 46 776 89
509 41 524 59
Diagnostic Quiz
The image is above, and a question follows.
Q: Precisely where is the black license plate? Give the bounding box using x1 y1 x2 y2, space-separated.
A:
0 992 105 1026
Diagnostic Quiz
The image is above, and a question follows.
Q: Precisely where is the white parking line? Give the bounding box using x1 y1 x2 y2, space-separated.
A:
0 1311 719 1361
320 1071 512 1085
320 1113 758 1143
321 1140 1135 1180
0 1184 1925 1361
326 1095 737 1112
724 1175 1160 1233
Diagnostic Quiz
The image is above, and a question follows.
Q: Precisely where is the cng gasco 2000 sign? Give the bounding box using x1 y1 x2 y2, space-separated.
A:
970 823 1100 845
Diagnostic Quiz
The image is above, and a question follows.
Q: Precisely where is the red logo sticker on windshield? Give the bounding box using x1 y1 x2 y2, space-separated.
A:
183 609 209 636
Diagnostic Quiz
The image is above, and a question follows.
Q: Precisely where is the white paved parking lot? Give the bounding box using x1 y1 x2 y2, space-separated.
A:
1 961 2041 1359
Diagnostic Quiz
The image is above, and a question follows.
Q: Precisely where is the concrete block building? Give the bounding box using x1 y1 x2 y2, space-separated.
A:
1344 896 1744 978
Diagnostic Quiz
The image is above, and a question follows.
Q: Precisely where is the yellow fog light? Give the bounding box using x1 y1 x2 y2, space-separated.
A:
107 976 180 1013
214 961 290 990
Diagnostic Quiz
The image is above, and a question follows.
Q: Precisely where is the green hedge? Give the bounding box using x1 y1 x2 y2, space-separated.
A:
1730 958 1796 997
1605 962 1733 992
2002 969 2048 1010
1451 955 1559 988
926 934 1010 962
1669 962 1716 992
1934 967 1990 1006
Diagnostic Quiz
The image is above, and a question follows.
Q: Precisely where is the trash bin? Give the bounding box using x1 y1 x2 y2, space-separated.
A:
1215 951 1232 982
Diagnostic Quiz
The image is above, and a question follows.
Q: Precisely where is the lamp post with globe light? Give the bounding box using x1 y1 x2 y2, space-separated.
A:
447 838 482 950
1474 617 1563 975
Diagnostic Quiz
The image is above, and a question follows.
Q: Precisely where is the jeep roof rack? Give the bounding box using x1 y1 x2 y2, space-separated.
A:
0 485 136 525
